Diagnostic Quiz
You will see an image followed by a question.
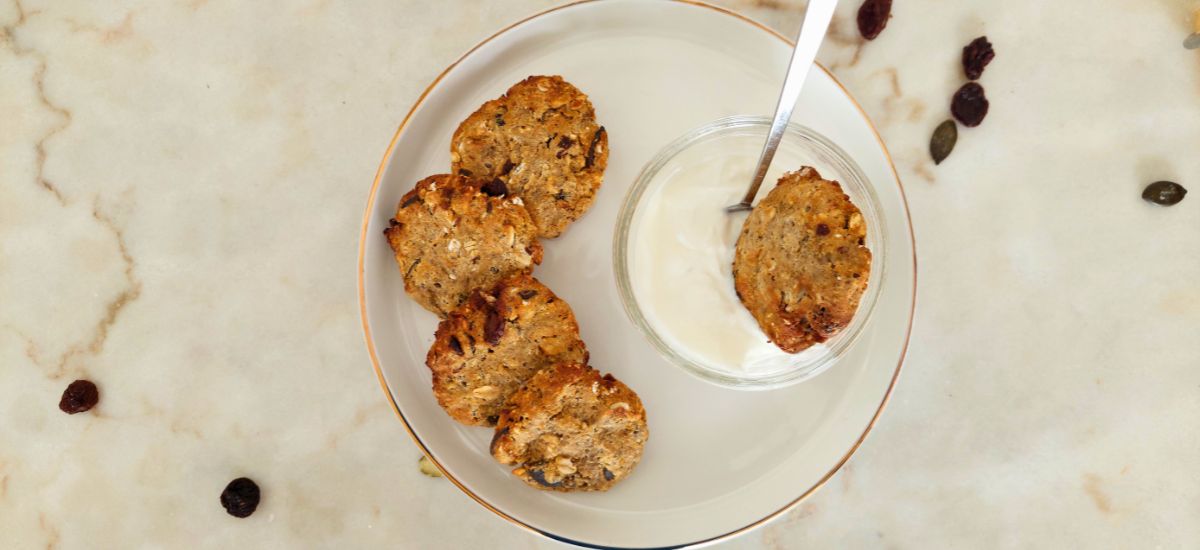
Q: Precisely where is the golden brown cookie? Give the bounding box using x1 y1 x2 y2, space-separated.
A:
491 363 648 492
426 274 588 426
450 75 608 238
732 167 872 353
384 174 543 317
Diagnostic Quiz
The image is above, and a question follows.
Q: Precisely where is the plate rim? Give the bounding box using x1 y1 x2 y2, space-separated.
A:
356 1 918 548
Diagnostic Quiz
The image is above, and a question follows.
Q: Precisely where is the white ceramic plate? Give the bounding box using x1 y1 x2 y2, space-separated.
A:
358 1 916 547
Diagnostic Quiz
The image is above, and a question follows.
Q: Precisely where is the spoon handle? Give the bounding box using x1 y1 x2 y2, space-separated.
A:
736 0 838 207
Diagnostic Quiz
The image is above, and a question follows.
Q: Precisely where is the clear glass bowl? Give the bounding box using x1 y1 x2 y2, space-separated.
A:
613 116 887 390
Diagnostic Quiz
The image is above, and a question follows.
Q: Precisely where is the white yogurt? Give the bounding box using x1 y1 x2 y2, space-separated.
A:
628 138 827 375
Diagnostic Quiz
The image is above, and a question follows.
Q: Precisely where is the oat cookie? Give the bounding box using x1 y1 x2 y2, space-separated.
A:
732 167 872 353
491 363 648 492
384 174 543 317
426 274 588 426
450 75 608 238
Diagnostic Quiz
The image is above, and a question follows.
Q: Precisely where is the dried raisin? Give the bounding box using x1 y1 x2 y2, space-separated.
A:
59 380 99 414
951 82 989 127
484 306 504 345
857 0 892 40
527 469 562 488
220 477 261 518
962 36 995 80
584 127 605 169
481 178 507 197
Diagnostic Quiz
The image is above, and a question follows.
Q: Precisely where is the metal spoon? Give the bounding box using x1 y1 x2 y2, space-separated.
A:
726 0 838 213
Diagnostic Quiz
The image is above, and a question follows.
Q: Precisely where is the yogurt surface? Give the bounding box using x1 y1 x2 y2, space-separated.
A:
628 135 827 376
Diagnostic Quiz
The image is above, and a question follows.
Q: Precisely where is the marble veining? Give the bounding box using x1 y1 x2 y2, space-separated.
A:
1 0 1198 548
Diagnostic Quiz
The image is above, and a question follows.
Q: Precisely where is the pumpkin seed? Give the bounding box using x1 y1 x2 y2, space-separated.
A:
930 120 958 165
1142 181 1187 206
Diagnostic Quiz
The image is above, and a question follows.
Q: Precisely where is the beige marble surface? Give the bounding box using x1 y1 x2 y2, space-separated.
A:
2 0 1199 548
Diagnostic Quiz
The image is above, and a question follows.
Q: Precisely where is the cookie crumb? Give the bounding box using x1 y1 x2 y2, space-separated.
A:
418 455 443 477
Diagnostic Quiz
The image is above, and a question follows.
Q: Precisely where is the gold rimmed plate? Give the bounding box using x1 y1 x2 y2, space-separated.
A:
358 1 916 547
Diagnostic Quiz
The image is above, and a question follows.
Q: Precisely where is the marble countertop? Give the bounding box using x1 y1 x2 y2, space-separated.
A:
3 0 1198 548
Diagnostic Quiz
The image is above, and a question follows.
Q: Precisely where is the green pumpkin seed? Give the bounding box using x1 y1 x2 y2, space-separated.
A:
930 119 958 165
1142 181 1187 206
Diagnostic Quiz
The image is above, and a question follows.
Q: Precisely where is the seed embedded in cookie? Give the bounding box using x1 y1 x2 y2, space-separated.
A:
426 274 588 426
450 75 608 238
384 174 543 317
732 167 871 353
491 363 648 492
